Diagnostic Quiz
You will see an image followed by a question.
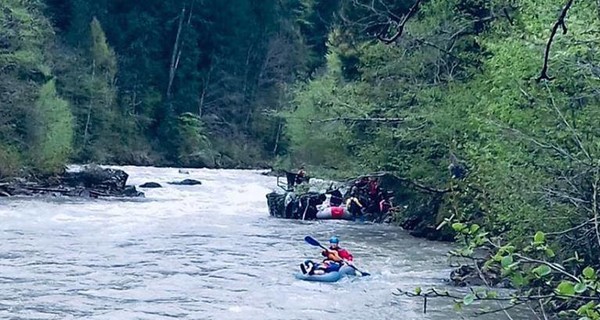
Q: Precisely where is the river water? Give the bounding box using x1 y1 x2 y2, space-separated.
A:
0 166 528 320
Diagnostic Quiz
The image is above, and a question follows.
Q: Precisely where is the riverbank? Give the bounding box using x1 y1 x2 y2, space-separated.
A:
0 165 144 198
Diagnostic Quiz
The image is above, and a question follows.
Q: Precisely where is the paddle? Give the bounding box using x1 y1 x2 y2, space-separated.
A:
304 236 370 276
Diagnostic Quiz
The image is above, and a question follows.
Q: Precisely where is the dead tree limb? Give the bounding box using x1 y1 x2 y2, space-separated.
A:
308 117 405 123
167 6 186 102
537 0 575 82
377 0 423 44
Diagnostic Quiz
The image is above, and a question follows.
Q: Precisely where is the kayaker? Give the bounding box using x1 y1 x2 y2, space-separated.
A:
300 236 354 275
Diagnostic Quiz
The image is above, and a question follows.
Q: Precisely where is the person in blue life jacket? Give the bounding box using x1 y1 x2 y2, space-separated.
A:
300 236 354 275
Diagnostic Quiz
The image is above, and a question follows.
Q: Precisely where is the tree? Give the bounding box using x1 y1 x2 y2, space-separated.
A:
29 80 74 174
76 17 119 161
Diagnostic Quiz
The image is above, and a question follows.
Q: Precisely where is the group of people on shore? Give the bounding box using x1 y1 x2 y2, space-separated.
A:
311 175 394 221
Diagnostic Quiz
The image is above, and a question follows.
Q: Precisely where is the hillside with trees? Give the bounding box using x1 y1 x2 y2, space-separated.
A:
2 0 330 174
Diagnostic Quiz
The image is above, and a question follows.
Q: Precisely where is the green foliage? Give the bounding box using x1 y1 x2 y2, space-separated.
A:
29 80 74 174
175 112 213 167
89 17 116 81
0 145 22 177
0 0 76 177
442 222 600 318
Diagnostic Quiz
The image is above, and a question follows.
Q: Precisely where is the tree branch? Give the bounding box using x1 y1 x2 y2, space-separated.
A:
593 170 600 249
308 117 405 124
377 0 423 44
512 253 580 282
537 0 575 82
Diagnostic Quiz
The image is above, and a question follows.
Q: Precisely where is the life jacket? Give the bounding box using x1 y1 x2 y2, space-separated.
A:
369 181 378 196
322 247 353 262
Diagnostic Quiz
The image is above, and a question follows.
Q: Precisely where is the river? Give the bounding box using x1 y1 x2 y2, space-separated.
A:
0 166 528 320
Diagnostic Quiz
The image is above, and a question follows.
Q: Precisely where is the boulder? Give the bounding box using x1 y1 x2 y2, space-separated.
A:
139 182 162 188
61 165 128 191
168 179 202 186
0 165 144 198
123 186 144 197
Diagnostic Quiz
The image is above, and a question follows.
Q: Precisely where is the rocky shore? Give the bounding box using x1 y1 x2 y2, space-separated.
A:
0 165 144 198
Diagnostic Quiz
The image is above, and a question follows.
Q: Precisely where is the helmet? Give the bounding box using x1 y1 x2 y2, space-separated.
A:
329 236 339 244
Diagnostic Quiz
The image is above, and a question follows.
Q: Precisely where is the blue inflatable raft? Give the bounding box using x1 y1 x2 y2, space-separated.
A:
294 264 357 282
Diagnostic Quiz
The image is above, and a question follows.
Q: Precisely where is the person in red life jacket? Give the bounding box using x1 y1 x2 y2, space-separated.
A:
368 177 380 200
300 236 353 275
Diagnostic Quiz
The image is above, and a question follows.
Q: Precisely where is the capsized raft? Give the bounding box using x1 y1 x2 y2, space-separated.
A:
294 264 357 282
315 206 354 220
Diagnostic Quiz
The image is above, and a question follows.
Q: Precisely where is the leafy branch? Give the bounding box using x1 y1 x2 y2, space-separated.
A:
399 222 600 318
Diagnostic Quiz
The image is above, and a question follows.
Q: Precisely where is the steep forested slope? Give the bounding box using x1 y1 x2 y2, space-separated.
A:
1 0 337 174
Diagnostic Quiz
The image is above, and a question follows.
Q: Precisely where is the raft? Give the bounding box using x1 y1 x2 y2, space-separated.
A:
294 264 357 282
315 206 354 220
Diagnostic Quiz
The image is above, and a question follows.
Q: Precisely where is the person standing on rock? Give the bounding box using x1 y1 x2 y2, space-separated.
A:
346 189 364 219
295 165 307 185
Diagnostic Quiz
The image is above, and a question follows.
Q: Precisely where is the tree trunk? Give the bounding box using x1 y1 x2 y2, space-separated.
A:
198 63 213 117
243 45 253 129
273 121 283 155
166 6 186 104
83 59 96 149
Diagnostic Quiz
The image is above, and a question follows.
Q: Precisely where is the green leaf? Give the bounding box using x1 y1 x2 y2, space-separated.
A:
486 291 498 299
576 301 596 316
501 255 513 269
510 272 525 287
583 267 595 279
469 224 480 234
533 231 545 244
544 248 555 258
574 282 587 294
463 293 475 306
558 311 569 317
556 281 575 296
532 265 551 277
452 223 465 232
415 287 422 295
